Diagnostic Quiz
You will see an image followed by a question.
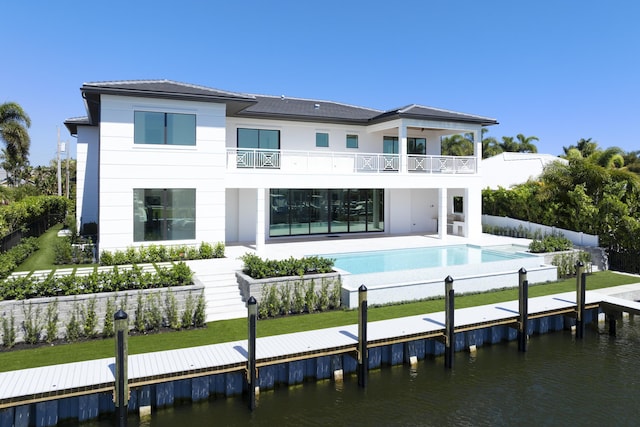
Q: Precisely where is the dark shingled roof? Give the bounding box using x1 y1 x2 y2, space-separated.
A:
82 79 255 101
63 116 90 136
372 104 498 126
79 80 257 125
234 95 381 124
67 80 498 131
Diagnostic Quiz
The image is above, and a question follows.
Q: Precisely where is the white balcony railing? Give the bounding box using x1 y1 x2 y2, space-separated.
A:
227 148 476 174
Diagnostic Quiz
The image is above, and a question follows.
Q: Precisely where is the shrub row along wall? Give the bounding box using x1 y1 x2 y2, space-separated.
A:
0 285 204 345
236 272 342 316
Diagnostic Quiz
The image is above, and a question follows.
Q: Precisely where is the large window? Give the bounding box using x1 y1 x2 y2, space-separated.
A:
383 136 398 154
237 128 281 168
134 189 196 241
134 112 196 145
269 189 384 237
408 137 426 155
237 128 280 149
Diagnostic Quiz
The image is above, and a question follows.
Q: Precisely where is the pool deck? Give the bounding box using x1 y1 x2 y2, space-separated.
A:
2 284 640 410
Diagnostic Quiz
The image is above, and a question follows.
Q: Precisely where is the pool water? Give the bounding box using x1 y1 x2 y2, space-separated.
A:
319 244 534 274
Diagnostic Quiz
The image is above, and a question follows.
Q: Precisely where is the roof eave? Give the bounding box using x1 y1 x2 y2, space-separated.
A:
369 112 499 127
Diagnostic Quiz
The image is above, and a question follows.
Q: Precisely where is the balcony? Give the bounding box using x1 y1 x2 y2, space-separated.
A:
227 148 476 174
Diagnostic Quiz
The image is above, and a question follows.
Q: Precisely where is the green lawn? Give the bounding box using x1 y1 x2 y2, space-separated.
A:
16 223 97 272
0 270 635 372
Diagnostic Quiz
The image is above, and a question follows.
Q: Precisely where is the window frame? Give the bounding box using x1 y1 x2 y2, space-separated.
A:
346 134 359 149
134 111 196 146
237 128 281 150
133 188 196 242
316 132 329 148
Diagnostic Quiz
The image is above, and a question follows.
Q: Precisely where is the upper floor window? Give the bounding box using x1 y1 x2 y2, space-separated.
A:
383 136 398 154
134 111 196 146
383 136 426 154
316 132 329 147
238 128 280 149
346 134 358 149
408 137 426 155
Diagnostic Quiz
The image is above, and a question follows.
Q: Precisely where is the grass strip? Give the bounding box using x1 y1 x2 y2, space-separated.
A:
15 223 96 272
0 270 635 372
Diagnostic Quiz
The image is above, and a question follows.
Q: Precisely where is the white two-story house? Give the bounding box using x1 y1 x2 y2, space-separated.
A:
64 80 497 253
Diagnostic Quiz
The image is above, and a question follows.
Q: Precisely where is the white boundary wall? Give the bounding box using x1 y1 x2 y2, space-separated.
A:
482 215 599 247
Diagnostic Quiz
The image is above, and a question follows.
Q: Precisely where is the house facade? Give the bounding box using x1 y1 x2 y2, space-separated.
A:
65 80 498 253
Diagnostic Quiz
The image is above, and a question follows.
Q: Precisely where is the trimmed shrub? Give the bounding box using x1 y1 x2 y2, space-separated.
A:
240 254 334 279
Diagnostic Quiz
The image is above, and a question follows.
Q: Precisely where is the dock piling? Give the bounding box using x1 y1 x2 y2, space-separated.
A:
247 296 258 411
358 285 368 388
114 310 129 427
575 262 586 339
518 268 528 352
444 276 454 369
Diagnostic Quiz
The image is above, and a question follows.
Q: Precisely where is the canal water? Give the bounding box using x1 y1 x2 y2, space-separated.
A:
80 318 640 426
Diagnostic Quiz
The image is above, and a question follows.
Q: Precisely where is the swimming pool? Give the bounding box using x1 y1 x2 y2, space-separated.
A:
319 244 534 274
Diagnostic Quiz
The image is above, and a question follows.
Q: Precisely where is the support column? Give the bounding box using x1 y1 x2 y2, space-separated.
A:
465 185 482 240
517 268 528 352
399 123 408 173
357 285 368 388
444 276 455 369
247 296 258 411
473 129 482 175
575 262 586 339
255 188 266 254
438 188 448 240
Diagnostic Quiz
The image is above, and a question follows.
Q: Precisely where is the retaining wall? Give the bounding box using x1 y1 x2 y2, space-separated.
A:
0 285 204 344
236 271 341 304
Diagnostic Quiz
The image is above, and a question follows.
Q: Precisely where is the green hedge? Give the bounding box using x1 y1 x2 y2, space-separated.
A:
0 262 193 301
528 234 573 253
0 196 68 236
0 237 39 279
100 242 225 265
240 254 335 279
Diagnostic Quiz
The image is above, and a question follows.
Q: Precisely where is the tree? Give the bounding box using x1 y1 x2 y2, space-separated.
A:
441 133 473 156
515 134 538 153
499 134 539 153
481 128 502 159
588 146 625 169
0 102 31 185
562 138 598 158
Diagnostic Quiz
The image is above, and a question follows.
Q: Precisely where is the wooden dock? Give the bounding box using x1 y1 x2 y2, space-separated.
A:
1 287 639 425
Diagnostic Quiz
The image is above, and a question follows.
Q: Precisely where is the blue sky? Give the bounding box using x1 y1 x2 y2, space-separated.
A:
2 0 639 166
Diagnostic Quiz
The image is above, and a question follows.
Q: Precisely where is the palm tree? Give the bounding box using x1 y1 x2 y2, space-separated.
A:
562 138 598 159
499 136 519 152
440 133 473 156
589 146 625 169
515 134 539 153
0 102 31 185
481 128 502 159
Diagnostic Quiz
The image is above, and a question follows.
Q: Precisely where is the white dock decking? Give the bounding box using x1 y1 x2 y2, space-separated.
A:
1 288 639 409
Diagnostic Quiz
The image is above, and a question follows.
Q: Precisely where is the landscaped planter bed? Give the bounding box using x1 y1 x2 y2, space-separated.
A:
0 284 204 346
0 262 205 347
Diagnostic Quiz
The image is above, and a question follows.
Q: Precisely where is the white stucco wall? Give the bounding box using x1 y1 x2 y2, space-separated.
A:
97 95 227 252
75 126 99 230
481 152 567 189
